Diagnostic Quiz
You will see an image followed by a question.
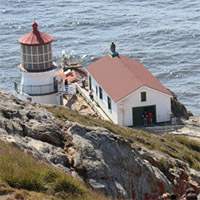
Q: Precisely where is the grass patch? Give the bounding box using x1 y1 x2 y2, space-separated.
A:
158 157 171 174
0 140 109 200
46 106 200 171
158 157 173 180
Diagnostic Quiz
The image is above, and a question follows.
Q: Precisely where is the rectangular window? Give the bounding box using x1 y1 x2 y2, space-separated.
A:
107 96 112 111
89 76 92 90
99 86 103 100
96 86 98 95
141 92 146 102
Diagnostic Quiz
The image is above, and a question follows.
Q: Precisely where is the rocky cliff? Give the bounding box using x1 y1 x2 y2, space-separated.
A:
0 90 199 200
170 90 193 120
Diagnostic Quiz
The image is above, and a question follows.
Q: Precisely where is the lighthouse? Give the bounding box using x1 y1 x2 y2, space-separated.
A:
14 22 64 105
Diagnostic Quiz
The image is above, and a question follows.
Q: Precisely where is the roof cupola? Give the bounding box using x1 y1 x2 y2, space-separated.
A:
109 42 119 57
19 21 53 45
32 21 38 33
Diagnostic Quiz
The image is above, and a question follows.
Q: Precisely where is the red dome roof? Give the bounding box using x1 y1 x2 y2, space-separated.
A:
19 22 53 45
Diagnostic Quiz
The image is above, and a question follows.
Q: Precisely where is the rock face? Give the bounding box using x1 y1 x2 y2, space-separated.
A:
139 148 200 196
67 124 172 199
0 90 199 199
170 90 193 119
0 90 73 171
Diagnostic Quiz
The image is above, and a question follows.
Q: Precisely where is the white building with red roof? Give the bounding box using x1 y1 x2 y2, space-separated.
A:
86 43 172 126
14 22 65 105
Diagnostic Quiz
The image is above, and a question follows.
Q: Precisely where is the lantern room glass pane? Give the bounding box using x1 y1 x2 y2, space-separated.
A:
39 55 43 62
21 43 53 71
26 46 32 54
27 55 33 63
23 54 26 61
38 46 43 54
44 44 48 53
32 55 39 63
32 46 37 55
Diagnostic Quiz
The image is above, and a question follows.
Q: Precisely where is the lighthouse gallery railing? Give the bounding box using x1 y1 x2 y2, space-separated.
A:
14 77 58 96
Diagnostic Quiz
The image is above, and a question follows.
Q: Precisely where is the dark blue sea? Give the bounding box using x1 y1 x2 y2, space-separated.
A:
0 0 199 115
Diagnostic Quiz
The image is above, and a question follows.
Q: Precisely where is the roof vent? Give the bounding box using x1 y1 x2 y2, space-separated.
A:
109 42 119 57
32 21 38 33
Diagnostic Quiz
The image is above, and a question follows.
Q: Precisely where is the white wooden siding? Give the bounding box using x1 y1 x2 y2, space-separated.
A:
88 73 118 123
117 86 171 126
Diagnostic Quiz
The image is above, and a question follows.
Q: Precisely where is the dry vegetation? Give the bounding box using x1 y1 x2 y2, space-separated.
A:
0 140 109 200
46 106 200 171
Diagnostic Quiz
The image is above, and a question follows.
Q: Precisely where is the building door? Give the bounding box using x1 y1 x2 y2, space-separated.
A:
132 107 143 126
132 105 156 126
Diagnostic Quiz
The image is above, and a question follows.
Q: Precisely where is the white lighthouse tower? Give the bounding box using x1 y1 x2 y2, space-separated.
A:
14 22 64 105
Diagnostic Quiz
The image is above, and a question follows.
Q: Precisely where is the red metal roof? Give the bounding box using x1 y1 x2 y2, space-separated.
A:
86 54 172 102
54 69 76 83
19 22 53 45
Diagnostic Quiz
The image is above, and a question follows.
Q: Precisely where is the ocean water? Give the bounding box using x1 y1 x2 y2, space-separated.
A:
0 0 199 115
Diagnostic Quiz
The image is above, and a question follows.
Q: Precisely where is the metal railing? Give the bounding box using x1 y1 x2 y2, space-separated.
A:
75 82 112 122
14 77 58 96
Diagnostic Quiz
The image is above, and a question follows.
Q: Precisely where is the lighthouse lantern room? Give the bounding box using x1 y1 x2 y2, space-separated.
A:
14 22 64 105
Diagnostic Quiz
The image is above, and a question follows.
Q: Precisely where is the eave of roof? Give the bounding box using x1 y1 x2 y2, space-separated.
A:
19 31 53 45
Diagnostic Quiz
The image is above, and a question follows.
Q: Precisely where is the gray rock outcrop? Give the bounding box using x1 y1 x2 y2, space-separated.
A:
67 124 172 199
170 90 193 119
0 90 199 199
